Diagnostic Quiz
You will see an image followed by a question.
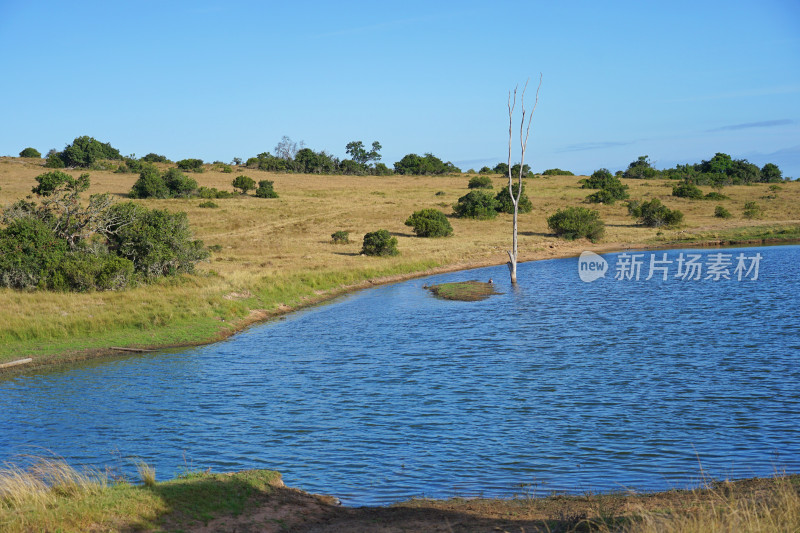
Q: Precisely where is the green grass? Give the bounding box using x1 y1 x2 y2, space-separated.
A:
0 459 282 533
427 280 500 301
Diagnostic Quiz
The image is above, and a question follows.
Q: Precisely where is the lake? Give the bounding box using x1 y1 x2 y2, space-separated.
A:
1 244 798 506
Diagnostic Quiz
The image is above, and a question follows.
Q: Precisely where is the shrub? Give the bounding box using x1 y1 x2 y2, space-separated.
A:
743 201 763 219
435 191 446 196
704 191 728 200
628 198 684 227
714 205 732 218
198 201 219 208
331 230 350 244
59 251 135 292
404 209 453 237
59 136 122 168
542 168 574 176
372 162 393 176
495 183 533 213
361 229 399 256
130 165 170 199
232 175 256 195
176 158 204 172
198 186 235 199
478 166 492 174
105 203 209 277
254 180 278 198
44 153 65 168
580 168 616 189
672 181 704 199
468 176 493 189
19 147 41 158
141 153 169 163
163 168 198 197
0 217 68 289
453 190 499 219
583 176 629 204
547 207 605 242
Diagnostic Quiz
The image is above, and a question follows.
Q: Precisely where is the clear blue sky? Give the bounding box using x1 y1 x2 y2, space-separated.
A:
1 0 799 177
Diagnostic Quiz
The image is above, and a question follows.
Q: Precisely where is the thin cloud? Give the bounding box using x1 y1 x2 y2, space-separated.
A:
708 119 795 132
557 141 634 153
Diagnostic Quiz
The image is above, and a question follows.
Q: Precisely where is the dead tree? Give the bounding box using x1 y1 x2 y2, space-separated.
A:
506 75 542 283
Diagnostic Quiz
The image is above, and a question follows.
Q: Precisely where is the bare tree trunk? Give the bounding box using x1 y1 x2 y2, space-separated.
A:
506 75 541 284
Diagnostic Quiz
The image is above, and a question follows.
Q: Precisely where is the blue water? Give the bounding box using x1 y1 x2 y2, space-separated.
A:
1 244 799 506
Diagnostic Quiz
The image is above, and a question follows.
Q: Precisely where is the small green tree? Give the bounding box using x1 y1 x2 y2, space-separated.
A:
361 229 399 256
672 181 704 199
743 201 763 219
176 158 204 172
468 176 493 189
628 198 684 227
453 190 499 219
163 168 198 197
714 205 732 218
232 175 256 195
331 230 349 244
130 165 170 199
495 183 533 214
547 207 605 241
141 153 169 163
404 209 453 237
760 163 783 182
255 180 278 198
19 147 41 158
60 136 122 168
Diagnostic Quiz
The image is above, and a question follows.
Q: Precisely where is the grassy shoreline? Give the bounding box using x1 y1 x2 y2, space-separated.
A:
1 459 797 532
2 157 799 372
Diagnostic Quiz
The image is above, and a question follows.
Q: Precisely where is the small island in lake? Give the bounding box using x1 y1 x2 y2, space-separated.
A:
426 280 500 301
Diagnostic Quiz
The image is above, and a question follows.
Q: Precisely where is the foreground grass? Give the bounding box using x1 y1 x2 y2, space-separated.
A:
0 459 283 532
2 157 799 366
1 459 798 532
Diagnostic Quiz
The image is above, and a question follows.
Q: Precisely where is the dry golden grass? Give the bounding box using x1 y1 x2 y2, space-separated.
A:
1 157 799 364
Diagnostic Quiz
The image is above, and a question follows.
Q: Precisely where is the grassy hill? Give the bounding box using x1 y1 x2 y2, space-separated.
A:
1 157 799 367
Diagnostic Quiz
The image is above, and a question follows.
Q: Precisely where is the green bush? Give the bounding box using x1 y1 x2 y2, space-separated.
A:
105 203 209 277
163 168 198 197
580 168 616 189
254 180 278 198
176 158 205 172
468 176 493 189
672 181 704 199
714 205 732 219
0 217 68 289
404 209 453 237
495 183 533 213
628 198 684 227
547 207 605 242
141 153 170 163
361 229 398 256
198 201 219 208
232 175 256 195
198 186 235 199
331 230 350 244
743 201 763 219
44 153 65 168
19 147 41 158
704 191 728 200
60 136 122 168
541 168 574 176
453 190 499 219
130 165 170 199
59 251 135 292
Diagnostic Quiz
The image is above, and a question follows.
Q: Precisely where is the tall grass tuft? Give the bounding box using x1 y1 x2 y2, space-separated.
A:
136 460 157 488
587 474 800 533
0 456 107 529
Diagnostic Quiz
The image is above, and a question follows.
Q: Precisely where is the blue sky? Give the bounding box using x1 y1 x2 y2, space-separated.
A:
1 0 799 177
